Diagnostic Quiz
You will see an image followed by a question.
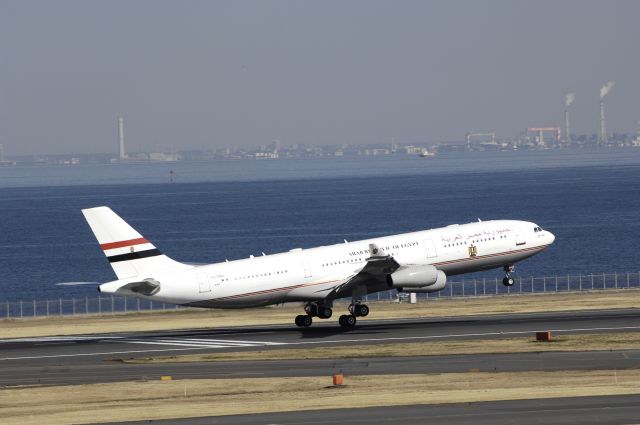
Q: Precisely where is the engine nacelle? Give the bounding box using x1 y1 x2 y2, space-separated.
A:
387 265 447 289
397 277 446 293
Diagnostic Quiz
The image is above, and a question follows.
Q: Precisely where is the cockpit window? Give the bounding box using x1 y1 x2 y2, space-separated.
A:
533 226 542 232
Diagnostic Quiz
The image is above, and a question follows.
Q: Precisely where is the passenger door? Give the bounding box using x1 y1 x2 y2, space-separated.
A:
303 261 312 278
423 239 438 258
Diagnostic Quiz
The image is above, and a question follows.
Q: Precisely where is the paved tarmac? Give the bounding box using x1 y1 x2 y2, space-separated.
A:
1 309 639 386
3 309 640 424
3 349 640 386
2 308 640 365
112 395 640 425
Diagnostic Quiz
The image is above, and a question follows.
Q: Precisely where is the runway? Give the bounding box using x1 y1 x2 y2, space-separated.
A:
2 349 640 386
3 309 640 360
114 395 640 425
3 308 640 424
1 308 639 386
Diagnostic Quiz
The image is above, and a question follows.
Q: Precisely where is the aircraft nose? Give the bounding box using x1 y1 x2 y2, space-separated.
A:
547 231 556 245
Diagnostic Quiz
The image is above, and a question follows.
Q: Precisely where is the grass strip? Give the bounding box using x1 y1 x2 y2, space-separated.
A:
1 370 639 425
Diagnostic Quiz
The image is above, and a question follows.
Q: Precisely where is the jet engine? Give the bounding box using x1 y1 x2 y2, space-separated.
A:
387 265 447 293
397 278 446 293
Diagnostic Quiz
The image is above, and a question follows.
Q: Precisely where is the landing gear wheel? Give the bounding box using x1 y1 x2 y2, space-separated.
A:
349 304 369 317
357 304 369 317
502 277 515 287
295 314 313 327
339 314 357 329
318 307 333 319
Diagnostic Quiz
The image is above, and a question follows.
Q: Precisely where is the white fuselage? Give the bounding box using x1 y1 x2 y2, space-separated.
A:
100 219 554 308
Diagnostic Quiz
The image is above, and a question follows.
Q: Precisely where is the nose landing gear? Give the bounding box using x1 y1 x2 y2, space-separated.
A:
502 265 515 287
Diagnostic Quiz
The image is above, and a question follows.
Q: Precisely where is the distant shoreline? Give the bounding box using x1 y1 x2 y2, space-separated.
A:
1 148 640 189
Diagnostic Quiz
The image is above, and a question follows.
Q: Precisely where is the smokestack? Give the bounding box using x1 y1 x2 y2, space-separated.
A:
599 100 606 145
564 93 574 142
598 82 615 145
118 117 126 160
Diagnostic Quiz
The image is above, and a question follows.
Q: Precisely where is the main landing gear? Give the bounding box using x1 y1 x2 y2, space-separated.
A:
295 302 333 328
338 302 369 329
502 265 515 287
294 301 369 329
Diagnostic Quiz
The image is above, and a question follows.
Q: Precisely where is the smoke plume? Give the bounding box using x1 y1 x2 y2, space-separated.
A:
600 81 615 99
565 93 575 108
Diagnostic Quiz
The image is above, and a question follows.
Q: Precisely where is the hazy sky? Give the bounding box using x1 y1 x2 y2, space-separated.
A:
1 0 640 155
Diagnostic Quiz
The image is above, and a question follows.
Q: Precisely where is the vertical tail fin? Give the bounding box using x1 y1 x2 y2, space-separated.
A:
82 206 189 279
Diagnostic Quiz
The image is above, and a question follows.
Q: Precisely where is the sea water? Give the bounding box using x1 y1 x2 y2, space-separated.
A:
0 149 639 302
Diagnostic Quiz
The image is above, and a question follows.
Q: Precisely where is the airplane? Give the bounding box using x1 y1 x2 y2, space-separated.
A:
81 206 555 329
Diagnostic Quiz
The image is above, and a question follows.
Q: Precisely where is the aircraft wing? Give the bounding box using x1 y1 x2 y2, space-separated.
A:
326 243 400 299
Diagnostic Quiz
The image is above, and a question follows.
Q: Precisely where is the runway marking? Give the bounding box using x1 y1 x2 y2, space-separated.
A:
122 340 233 348
0 336 123 344
0 347 221 361
2 324 640 361
122 338 285 349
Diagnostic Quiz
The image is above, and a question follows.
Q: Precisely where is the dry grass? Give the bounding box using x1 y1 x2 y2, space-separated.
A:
1 370 639 425
2 289 640 339
124 332 640 364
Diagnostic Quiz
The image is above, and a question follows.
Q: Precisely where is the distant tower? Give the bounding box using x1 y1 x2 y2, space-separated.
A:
0 144 4 162
564 93 574 143
117 117 126 160
599 100 607 145
598 82 615 146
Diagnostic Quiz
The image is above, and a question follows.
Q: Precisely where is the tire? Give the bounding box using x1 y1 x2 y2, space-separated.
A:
502 277 515 287
345 315 356 327
295 314 305 327
339 314 356 328
320 307 332 319
303 315 313 327
358 304 369 317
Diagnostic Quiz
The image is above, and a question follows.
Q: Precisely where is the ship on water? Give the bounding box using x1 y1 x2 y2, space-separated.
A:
419 148 436 157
